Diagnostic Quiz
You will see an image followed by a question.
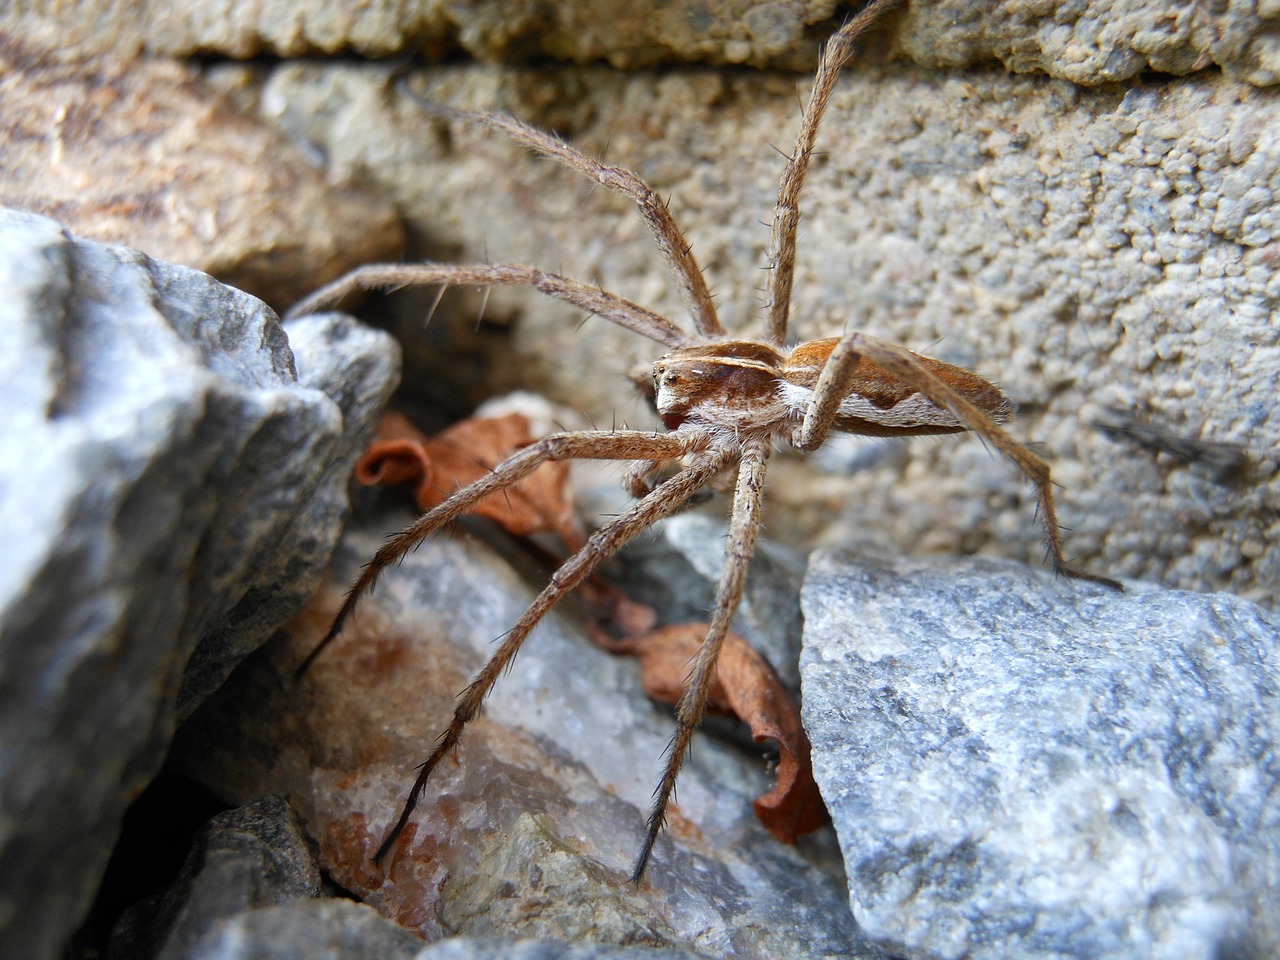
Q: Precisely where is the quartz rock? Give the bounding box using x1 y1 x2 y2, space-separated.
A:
802 548 1280 960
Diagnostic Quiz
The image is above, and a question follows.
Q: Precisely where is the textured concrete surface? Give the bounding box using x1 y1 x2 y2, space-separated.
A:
8 1 1280 83
245 59 1280 606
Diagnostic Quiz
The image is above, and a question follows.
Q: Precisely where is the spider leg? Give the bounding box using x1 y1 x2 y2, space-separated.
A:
763 0 901 345
633 436 772 882
399 88 723 340
373 446 732 865
284 262 687 348
806 331 1121 589
296 429 699 678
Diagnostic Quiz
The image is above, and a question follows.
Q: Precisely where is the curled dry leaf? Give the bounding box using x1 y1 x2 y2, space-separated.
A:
595 623 828 844
356 410 585 550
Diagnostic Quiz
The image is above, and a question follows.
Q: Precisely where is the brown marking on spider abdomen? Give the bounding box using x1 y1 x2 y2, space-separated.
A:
782 337 1012 437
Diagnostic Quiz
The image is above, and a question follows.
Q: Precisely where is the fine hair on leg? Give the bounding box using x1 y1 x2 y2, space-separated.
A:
297 429 700 677
633 437 772 881
372 445 733 865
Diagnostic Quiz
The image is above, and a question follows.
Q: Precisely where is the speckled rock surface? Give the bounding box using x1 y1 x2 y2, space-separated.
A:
8 0 1280 84
801 548 1280 960
177 517 886 959
247 59 1280 607
2 0 862 68
181 899 425 960
0 209 398 960
0 42 404 310
902 0 1280 86
184 897 702 960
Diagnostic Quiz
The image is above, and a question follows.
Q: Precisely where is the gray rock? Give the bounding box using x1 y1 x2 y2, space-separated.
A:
417 937 704 960
179 897 699 960
179 518 885 959
183 899 424 960
801 548 1280 960
177 308 401 718
109 796 322 960
0 209 399 960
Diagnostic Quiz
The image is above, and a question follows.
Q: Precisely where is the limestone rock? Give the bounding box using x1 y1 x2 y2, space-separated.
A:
178 517 887 959
0 209 399 960
109 797 322 960
801 548 1280 959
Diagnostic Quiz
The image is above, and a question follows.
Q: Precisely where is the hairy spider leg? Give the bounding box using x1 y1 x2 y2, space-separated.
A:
764 0 902 345
297 429 696 677
283 262 688 348
633 436 771 881
799 331 1122 589
370 442 731 865
397 91 723 339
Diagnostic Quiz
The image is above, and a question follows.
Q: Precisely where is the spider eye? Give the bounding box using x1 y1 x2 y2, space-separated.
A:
653 364 679 388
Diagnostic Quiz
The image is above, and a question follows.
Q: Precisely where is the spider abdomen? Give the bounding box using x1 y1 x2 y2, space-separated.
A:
781 337 1013 438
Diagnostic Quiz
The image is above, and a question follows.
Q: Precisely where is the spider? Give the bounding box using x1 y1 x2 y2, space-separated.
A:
288 0 1119 883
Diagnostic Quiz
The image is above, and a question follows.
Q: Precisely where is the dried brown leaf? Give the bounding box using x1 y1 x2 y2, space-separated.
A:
599 624 828 843
356 410 584 550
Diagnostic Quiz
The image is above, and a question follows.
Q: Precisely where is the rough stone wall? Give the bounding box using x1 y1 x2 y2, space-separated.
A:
3 1 1276 605
240 53 1280 605
9 0 1280 82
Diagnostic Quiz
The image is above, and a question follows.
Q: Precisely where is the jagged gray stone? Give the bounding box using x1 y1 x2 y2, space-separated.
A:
801 548 1280 960
179 519 885 959
183 900 424 960
0 208 399 960
109 796 321 960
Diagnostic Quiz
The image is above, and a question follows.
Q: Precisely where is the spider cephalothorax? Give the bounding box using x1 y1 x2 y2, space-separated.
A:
290 0 1118 883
